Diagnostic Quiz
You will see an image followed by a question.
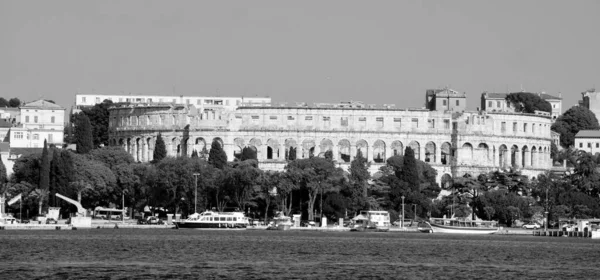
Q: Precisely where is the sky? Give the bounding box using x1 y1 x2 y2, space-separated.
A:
1 0 599 111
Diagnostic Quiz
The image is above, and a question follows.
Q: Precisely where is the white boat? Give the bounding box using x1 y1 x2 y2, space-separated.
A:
174 210 249 229
350 210 390 232
423 218 499 234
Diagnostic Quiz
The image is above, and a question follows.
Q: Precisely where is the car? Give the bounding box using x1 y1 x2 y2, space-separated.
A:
46 218 58 224
522 223 540 229
146 216 164 225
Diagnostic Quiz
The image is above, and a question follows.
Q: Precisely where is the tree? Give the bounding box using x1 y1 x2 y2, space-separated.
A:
0 98 8 107
153 133 167 162
8 98 21 108
191 150 198 158
208 140 227 169
74 113 94 153
240 147 257 161
70 154 117 205
89 146 135 169
399 147 419 192
287 147 296 161
225 161 261 210
0 157 7 207
505 92 552 114
551 106 600 148
550 142 559 165
346 149 370 212
38 140 50 211
80 99 113 147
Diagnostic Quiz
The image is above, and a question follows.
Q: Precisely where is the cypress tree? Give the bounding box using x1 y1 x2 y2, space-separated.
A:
324 150 333 160
191 150 198 158
208 140 227 169
240 146 257 161
49 149 60 206
0 156 7 192
40 140 50 191
350 149 370 198
75 113 94 153
288 146 296 161
400 147 420 191
153 133 167 162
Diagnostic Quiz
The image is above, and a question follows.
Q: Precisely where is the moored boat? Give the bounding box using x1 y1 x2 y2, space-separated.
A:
424 218 499 234
267 212 293 230
174 210 249 229
350 210 390 232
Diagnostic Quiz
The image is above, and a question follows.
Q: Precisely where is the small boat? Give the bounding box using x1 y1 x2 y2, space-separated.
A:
174 210 249 229
350 210 390 232
423 218 499 234
267 212 293 230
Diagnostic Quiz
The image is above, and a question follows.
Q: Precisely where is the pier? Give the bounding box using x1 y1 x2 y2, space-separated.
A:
533 230 600 239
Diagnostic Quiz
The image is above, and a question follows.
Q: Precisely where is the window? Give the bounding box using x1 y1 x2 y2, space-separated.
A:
444 119 450 129
48 134 53 143
443 100 447 106
428 119 435 128
235 114 242 119
33 134 39 140
82 97 87 103
597 143 599 148
51 116 55 123
456 100 460 106
95 97 100 103
34 116 38 123
497 101 501 107
197 99 202 105
501 122 506 133
488 101 492 108
376 117 384 127
513 122 517 133
14 132 23 139
305 116 313 121
323 116 330 121
358 117 366 126
287 116 295 121
119 98 124 102
523 123 528 132
341 117 348 126
532 124 535 133
269 116 277 120
411 118 419 128
25 116 29 123
251 116 259 120
393 118 401 128
588 143 592 148
204 100 213 105
580 143 583 148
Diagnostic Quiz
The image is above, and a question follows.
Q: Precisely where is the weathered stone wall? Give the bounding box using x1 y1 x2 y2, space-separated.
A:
108 104 553 184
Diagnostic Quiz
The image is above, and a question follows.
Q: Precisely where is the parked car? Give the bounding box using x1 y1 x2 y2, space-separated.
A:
522 223 540 229
46 218 58 224
146 216 164 225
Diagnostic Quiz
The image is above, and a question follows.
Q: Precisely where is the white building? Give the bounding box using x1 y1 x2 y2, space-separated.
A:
574 130 600 154
74 93 271 113
481 92 562 122
9 100 65 148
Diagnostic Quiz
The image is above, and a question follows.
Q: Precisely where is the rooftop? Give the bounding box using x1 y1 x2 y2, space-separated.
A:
575 130 600 138
21 99 65 110
484 92 562 100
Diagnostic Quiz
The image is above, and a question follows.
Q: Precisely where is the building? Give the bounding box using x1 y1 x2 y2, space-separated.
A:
107 92 554 185
481 92 562 121
425 88 467 111
579 89 600 121
574 130 600 154
8 100 65 148
74 93 271 112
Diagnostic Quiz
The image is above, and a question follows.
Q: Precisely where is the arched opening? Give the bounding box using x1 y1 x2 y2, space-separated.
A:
233 138 244 160
302 139 315 159
408 141 420 160
441 174 453 189
267 139 279 160
531 146 537 168
338 139 351 162
511 145 519 168
499 145 508 168
425 142 436 163
522 145 529 167
267 147 273 159
320 139 334 158
478 143 490 165
391 141 403 156
373 140 386 163
461 143 473 163
285 139 297 160
356 139 368 159
441 142 451 165
249 138 262 159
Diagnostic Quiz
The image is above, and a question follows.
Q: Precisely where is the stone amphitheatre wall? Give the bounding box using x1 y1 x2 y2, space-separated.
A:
108 104 553 185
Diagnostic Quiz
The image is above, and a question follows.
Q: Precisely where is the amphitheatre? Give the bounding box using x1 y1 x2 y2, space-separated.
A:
107 91 553 187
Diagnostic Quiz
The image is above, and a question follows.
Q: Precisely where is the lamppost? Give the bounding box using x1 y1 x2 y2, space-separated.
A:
401 195 405 229
193 173 200 214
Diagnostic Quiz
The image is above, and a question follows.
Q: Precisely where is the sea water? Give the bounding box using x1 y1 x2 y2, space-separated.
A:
1 229 599 279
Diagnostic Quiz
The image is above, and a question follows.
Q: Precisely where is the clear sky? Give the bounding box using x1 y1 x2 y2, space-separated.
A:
1 0 599 111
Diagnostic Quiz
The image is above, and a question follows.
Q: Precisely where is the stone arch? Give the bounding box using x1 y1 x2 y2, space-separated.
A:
498 144 508 168
338 139 351 162
248 138 262 154
356 139 368 159
285 138 298 160
478 143 490 165
135 138 142 162
373 140 386 163
213 137 225 150
233 138 245 160
461 142 473 162
441 142 451 165
266 138 280 160
511 145 519 168
522 145 530 167
194 137 208 158
146 137 154 162
302 139 316 158
391 141 403 156
531 146 537 168
126 138 132 154
319 139 334 158
425 141 436 163
441 173 453 189
408 141 420 160
171 137 180 157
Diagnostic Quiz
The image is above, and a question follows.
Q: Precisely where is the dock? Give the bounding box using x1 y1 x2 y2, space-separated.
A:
533 230 600 239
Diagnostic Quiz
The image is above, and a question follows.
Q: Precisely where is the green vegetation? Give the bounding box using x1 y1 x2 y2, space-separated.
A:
0 97 21 108
152 133 167 162
551 106 600 148
74 114 94 153
505 92 552 113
